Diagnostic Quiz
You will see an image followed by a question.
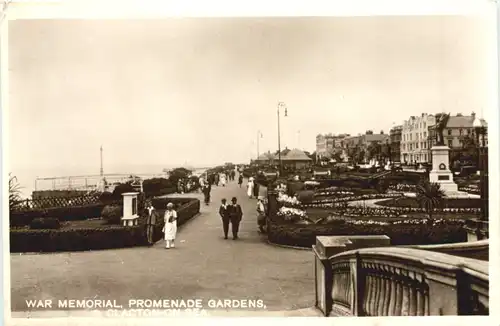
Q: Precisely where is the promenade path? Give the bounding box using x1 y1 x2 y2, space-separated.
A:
10 178 317 316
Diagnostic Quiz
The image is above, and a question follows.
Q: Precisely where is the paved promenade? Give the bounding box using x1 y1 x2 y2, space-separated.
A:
10 179 315 315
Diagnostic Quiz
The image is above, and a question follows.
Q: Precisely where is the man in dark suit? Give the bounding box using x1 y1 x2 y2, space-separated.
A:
227 197 243 240
219 198 230 239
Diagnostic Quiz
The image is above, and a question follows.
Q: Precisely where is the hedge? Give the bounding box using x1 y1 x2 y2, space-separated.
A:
9 198 201 253
10 226 147 252
267 219 467 248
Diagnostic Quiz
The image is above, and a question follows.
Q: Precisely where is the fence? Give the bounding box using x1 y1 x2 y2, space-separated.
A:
11 193 101 212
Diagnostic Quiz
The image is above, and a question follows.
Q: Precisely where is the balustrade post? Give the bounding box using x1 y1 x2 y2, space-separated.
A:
355 253 366 316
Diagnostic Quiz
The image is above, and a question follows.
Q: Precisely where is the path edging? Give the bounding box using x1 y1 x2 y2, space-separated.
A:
266 239 312 251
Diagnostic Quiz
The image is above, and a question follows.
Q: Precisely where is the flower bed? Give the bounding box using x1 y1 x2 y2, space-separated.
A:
375 197 481 209
305 193 402 207
458 185 480 195
267 218 467 248
9 198 200 253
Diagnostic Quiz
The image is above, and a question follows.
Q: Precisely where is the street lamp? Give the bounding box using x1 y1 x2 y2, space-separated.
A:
473 116 488 225
277 102 288 176
386 139 392 166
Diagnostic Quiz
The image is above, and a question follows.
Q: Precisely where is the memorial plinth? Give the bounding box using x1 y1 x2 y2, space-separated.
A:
429 146 458 194
121 192 139 226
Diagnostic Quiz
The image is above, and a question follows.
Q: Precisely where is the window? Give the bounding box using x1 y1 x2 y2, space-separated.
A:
424 132 427 138
459 129 463 136
448 139 453 147
416 142 419 149
447 129 452 136
465 129 469 135
423 122 426 128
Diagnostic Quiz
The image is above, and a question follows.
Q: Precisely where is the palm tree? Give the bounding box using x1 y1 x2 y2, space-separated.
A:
415 181 445 223
9 173 23 211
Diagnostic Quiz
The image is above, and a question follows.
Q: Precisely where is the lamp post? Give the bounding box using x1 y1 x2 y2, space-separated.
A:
277 102 288 176
473 116 488 238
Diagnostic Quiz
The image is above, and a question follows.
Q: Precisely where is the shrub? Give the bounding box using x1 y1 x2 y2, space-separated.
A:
296 190 315 204
99 192 114 204
30 217 61 230
101 205 122 225
112 183 136 200
143 178 176 197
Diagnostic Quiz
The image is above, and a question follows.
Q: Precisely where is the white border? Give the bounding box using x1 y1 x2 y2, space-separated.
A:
2 1 498 326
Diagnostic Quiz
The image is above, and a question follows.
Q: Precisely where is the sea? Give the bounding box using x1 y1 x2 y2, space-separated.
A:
10 164 210 199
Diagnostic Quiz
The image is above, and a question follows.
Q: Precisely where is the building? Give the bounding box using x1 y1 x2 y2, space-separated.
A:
428 112 488 163
316 133 350 159
400 113 436 164
389 125 403 163
281 148 313 170
343 131 389 163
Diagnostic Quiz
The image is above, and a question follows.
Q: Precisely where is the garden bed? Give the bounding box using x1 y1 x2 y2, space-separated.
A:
10 198 201 253
9 203 109 227
375 198 481 209
267 218 467 248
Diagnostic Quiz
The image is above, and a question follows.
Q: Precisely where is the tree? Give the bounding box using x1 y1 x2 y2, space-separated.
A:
168 167 192 185
460 134 478 164
9 173 23 211
415 181 445 223
367 142 382 161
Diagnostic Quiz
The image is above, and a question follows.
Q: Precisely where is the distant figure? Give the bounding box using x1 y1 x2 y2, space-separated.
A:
256 197 266 233
247 177 255 198
238 174 243 187
227 197 243 240
253 178 260 198
215 174 220 186
220 173 227 187
219 198 230 239
203 183 211 205
163 202 178 249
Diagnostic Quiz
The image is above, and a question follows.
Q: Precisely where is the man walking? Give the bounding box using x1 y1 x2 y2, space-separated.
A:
238 174 243 188
219 198 230 239
227 197 243 240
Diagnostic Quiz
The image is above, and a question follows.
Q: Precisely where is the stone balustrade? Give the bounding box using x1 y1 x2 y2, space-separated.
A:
313 236 489 317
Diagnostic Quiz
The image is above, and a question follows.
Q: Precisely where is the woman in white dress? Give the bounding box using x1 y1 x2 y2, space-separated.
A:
163 202 178 249
247 177 254 198
220 173 227 187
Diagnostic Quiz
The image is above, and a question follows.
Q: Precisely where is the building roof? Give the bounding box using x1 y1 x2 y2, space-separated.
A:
446 115 487 128
255 152 275 161
282 148 313 161
364 134 389 142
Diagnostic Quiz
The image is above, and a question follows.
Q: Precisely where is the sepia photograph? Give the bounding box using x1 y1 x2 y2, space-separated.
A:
2 0 497 323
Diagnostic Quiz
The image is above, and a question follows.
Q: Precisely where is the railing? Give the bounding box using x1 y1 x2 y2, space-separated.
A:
314 237 489 316
401 239 489 261
11 193 102 211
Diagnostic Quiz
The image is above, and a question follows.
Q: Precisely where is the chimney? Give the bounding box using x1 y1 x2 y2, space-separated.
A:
471 112 476 119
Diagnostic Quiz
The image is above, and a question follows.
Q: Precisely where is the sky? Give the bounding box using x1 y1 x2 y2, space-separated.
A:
8 17 494 178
